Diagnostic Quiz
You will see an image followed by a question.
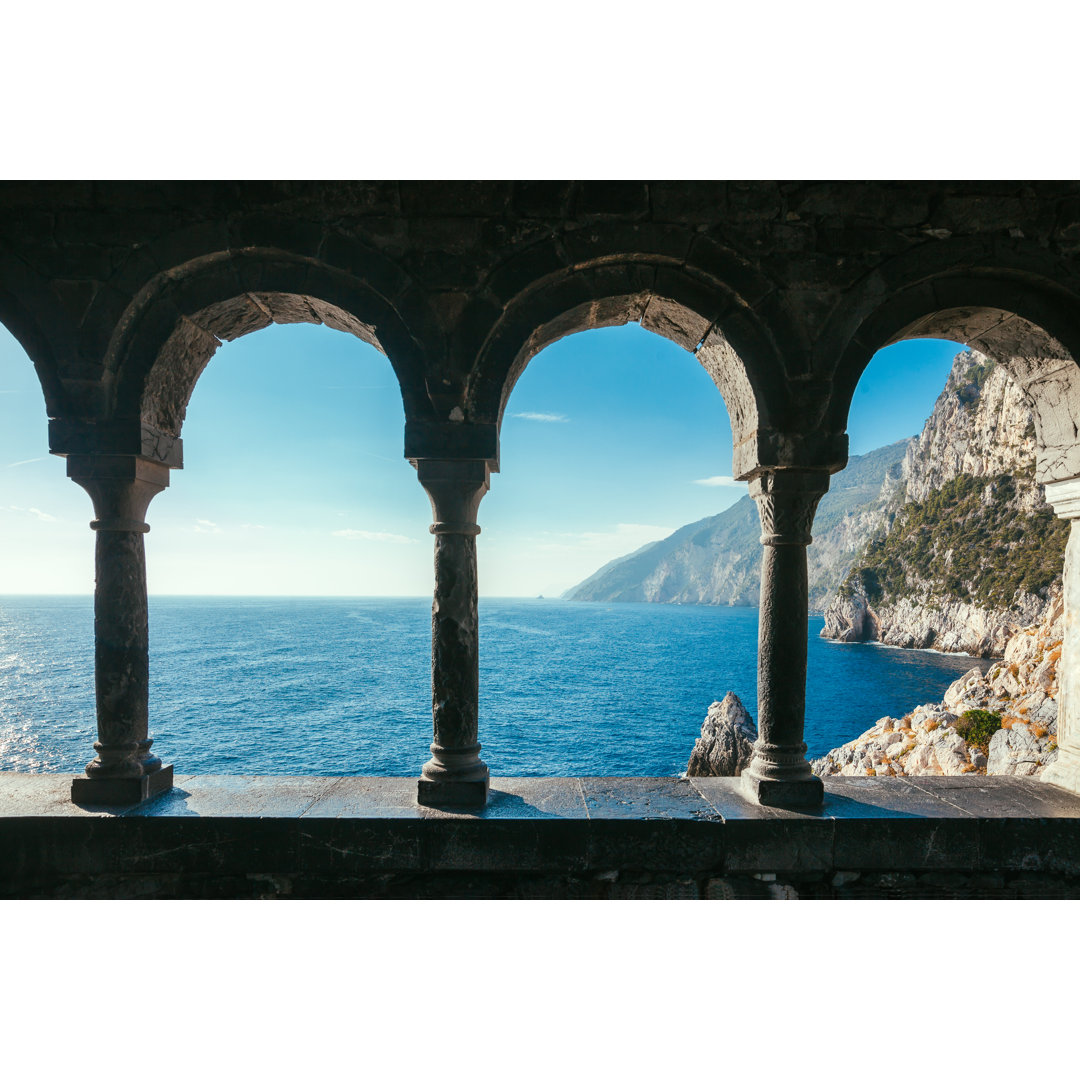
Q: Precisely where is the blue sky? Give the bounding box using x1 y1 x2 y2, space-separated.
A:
0 322 962 596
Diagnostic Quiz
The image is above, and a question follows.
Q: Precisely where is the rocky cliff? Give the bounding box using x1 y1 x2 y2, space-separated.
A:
821 351 1068 657
565 440 909 611
813 584 1062 778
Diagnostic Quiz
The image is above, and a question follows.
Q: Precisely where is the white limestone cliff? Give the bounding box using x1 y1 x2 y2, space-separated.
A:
821 350 1065 657
823 590 1046 657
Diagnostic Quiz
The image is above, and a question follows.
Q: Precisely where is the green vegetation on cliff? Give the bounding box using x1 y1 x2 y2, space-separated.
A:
956 356 996 406
839 473 1068 609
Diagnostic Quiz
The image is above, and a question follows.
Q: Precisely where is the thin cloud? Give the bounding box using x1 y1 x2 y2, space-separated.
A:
5 504 58 522
692 475 742 488
5 457 44 468
332 528 417 544
512 411 569 423
194 519 221 534
240 523 266 530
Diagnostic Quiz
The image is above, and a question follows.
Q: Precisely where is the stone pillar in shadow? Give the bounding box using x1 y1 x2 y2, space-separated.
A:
1042 478 1080 795
742 469 830 808
67 454 173 805
415 458 491 807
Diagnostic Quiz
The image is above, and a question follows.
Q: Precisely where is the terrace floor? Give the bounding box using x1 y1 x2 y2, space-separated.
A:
4 773 1080 898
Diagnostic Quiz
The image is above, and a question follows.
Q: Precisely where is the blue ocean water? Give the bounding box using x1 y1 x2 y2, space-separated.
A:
0 596 993 777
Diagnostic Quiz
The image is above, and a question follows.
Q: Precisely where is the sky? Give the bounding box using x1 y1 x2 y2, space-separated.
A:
0 321 963 597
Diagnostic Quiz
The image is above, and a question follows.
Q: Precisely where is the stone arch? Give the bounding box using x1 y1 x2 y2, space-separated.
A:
103 245 440 438
461 249 800 476
822 262 1080 486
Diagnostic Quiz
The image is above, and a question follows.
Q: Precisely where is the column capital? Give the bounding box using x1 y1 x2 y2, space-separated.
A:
405 419 499 471
66 454 170 532
733 429 847 481
748 469 830 546
50 418 183 468
1044 475 1080 520
416 458 491 536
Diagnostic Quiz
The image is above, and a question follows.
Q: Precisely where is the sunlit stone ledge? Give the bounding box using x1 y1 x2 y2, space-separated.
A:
3 773 1080 898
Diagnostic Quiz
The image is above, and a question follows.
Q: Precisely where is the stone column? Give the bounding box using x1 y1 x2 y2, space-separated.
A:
742 469 830 808
67 454 173 804
415 458 491 807
1041 477 1080 796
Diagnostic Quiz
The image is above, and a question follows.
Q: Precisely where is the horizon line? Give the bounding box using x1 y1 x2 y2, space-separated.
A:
0 592 570 600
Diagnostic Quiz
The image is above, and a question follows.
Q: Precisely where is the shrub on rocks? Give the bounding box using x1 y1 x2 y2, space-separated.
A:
955 709 1003 753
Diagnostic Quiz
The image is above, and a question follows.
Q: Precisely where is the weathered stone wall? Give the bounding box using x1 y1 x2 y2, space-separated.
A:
5 181 1080 481
11 867 1080 900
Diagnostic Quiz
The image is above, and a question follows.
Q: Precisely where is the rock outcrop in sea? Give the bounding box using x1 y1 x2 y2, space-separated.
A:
813 585 1062 778
821 350 1067 657
685 691 757 777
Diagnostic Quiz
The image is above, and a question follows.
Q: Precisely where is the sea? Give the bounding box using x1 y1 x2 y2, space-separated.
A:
0 596 994 777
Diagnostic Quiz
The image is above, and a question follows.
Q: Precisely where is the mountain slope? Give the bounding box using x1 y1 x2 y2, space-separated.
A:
564 439 910 609
564 497 761 605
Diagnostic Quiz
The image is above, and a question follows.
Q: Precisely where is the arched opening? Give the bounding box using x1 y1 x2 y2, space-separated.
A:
2 270 442 779
480 320 751 776
140 315 435 776
815 298 1080 781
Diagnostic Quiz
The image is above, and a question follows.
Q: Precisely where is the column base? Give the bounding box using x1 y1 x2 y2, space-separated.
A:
417 776 490 808
72 764 174 806
741 770 823 809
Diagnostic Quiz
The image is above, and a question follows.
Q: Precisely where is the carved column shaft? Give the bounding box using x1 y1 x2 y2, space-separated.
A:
67 455 173 804
758 542 810 753
1042 478 1080 795
94 527 152 773
743 469 829 808
416 458 491 806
